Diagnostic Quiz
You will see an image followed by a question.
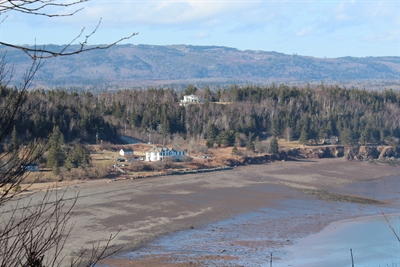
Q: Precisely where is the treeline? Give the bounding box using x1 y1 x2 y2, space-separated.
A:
103 84 400 147
0 87 113 175
1 88 118 144
2 83 400 150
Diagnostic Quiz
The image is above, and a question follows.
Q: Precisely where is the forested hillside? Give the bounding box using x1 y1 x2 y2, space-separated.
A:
2 84 400 149
1 89 117 144
106 84 400 148
1 44 399 89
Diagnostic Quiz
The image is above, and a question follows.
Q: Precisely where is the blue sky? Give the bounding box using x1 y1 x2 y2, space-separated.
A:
1 0 398 58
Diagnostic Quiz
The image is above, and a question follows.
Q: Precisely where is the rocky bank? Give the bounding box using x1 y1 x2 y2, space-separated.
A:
225 145 400 167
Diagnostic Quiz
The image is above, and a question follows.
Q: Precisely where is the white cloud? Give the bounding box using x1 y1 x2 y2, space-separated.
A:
77 1 256 26
364 1 394 18
2 0 398 57
296 27 313 37
364 29 399 43
201 19 221 27
194 32 209 39
335 13 352 21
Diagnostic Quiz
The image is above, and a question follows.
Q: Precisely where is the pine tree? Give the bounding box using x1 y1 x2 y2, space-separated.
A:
326 120 334 137
46 126 66 174
340 128 356 146
64 152 74 171
64 144 90 171
10 125 18 152
51 160 60 175
215 88 221 102
379 128 386 143
205 86 213 102
246 132 254 151
161 116 170 136
318 126 327 141
75 144 90 167
298 126 309 145
206 124 217 148
359 127 369 145
218 131 229 147
31 140 45 164
269 136 279 154
270 116 282 136
9 126 20 167
232 145 239 155
184 84 197 96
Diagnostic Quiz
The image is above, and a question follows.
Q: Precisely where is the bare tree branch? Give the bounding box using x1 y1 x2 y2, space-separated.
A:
0 1 127 265
0 0 138 59
0 31 138 59
0 54 46 205
0 0 87 17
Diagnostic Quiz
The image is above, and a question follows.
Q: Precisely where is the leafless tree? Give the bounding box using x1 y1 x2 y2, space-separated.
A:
0 0 138 59
254 139 269 154
171 134 185 150
0 55 120 266
0 0 135 265
0 189 120 267
0 54 44 204
285 127 292 142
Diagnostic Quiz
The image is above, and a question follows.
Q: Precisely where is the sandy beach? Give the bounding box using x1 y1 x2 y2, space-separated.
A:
4 158 400 266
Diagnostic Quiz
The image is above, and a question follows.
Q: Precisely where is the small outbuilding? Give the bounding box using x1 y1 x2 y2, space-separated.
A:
22 163 39 172
119 148 134 157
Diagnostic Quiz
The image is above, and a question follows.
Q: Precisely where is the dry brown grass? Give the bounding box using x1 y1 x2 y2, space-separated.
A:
131 143 152 157
22 170 60 184
278 139 303 148
90 150 118 167
90 144 145 167
61 166 110 181
213 101 232 105
4 141 280 191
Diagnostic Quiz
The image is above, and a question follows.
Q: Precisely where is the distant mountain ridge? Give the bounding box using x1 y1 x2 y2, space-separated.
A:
1 44 399 89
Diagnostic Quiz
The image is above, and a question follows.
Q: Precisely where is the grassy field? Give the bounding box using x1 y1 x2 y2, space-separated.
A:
278 139 303 148
2 140 304 189
90 150 117 167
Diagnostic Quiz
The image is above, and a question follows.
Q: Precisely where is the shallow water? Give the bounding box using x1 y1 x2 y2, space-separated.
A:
121 199 399 266
280 214 400 267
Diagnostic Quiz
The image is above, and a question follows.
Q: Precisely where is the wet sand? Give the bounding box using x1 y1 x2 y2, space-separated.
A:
4 158 400 266
96 158 399 266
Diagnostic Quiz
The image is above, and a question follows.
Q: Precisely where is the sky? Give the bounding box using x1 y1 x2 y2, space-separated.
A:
0 0 399 58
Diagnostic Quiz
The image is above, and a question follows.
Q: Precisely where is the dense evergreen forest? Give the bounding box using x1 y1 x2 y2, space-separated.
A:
2 84 400 150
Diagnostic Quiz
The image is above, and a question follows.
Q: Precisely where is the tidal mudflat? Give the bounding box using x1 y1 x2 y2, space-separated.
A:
6 159 396 267
116 201 399 267
95 159 400 267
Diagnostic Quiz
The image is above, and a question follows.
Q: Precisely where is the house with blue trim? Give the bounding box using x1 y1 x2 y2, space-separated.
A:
145 146 185 161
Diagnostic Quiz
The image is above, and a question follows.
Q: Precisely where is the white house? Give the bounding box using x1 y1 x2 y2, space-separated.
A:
180 94 200 106
119 148 134 157
145 146 185 161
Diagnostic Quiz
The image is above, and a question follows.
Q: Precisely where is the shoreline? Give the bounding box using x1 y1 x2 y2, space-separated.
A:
100 204 400 267
3 158 400 266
